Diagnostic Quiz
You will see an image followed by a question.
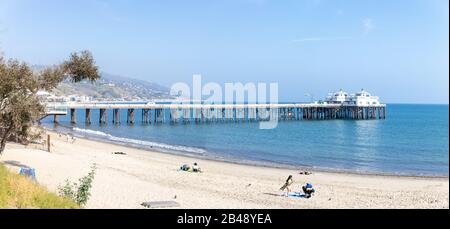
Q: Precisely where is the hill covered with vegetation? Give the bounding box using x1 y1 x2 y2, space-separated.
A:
52 72 174 101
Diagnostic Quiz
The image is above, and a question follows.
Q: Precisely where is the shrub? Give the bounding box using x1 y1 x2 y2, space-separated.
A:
58 163 96 207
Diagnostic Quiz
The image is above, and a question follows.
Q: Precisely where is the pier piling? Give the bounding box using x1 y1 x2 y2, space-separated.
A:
70 109 76 124
127 109 135 124
113 109 120 124
142 109 149 124
85 109 91 125
99 109 108 124
52 103 386 126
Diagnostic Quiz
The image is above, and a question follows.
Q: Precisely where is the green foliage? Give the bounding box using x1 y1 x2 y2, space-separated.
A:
58 164 96 207
0 50 100 154
62 50 100 83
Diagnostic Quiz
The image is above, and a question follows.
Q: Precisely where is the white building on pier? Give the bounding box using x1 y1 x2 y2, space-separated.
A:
325 89 381 106
325 89 349 104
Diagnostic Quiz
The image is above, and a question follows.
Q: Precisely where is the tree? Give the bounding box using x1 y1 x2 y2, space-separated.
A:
0 51 99 154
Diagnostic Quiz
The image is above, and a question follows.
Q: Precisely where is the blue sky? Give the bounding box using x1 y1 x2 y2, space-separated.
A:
0 0 448 103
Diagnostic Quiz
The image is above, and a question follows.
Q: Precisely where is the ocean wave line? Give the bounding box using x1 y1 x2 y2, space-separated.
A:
72 127 206 155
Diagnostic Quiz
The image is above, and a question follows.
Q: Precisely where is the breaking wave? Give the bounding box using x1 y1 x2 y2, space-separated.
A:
72 127 206 155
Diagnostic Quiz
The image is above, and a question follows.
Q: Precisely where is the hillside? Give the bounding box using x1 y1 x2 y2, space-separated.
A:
30 65 173 101
52 72 174 101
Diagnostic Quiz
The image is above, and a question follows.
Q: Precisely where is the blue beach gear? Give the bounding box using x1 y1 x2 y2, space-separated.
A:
302 183 315 198
288 192 305 198
19 168 36 181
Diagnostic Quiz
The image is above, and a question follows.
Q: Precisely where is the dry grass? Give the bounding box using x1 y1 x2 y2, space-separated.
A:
0 164 78 209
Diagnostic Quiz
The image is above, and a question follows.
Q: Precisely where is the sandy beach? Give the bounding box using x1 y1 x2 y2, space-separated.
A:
1 130 448 209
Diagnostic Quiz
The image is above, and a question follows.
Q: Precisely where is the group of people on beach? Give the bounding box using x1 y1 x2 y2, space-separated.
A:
280 175 315 198
52 133 315 200
179 162 202 173
179 163 314 199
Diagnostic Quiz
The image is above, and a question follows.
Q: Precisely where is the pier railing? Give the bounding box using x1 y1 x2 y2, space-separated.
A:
44 103 68 115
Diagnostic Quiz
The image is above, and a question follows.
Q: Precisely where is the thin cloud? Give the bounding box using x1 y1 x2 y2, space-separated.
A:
291 36 352 43
363 18 375 34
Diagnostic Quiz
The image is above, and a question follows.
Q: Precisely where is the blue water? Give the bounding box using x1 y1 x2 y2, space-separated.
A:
42 104 449 177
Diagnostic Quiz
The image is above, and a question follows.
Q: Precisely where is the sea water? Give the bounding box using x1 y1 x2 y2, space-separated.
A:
41 104 449 177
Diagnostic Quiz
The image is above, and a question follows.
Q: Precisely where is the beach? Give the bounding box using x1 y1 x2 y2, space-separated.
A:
1 130 448 209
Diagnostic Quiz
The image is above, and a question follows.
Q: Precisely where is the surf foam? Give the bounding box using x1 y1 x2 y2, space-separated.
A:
72 127 206 155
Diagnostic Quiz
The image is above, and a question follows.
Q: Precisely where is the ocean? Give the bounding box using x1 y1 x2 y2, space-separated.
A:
41 104 449 177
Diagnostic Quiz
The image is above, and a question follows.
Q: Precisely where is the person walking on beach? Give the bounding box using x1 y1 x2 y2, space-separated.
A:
280 175 293 196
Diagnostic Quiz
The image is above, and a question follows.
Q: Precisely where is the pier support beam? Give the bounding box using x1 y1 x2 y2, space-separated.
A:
113 109 120 124
61 104 386 125
142 109 149 124
85 109 91 125
382 107 386 119
127 109 135 124
183 108 190 123
70 109 76 124
99 109 108 124
155 109 164 123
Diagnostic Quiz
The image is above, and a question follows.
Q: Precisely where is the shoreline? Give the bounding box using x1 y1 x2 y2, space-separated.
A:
1 129 448 208
46 126 449 179
60 133 450 179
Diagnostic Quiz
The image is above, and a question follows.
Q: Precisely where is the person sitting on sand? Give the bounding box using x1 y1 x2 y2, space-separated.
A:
280 175 293 196
180 163 202 173
302 183 315 198
192 162 201 172
180 164 191 171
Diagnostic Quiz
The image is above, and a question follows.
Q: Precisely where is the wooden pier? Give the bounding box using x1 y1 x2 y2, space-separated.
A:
45 102 386 124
